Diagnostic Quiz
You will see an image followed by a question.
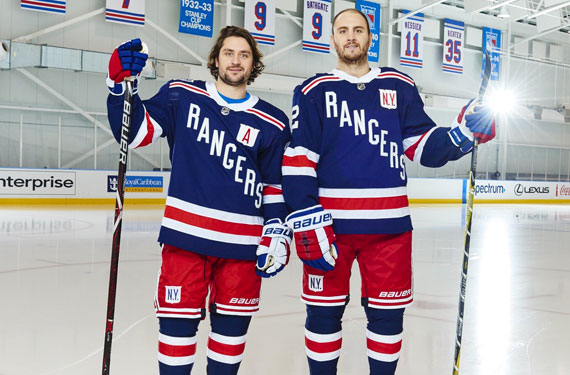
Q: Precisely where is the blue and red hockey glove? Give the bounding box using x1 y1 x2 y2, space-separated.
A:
106 38 148 96
449 98 496 152
286 205 338 272
256 219 292 278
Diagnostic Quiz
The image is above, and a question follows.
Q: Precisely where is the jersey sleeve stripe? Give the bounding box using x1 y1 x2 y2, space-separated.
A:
404 127 436 161
246 108 285 130
130 106 163 148
284 146 320 163
282 155 317 169
262 185 284 204
169 81 211 97
301 76 342 95
377 72 415 86
282 166 317 177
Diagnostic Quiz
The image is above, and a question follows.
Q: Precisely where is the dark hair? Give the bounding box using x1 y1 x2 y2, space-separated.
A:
332 8 371 35
207 26 264 85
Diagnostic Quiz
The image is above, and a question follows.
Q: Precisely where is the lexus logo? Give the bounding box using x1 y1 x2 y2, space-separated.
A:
514 184 549 196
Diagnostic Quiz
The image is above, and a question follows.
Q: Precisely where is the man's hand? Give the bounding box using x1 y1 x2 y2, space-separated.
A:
286 205 338 272
106 38 148 95
256 219 292 278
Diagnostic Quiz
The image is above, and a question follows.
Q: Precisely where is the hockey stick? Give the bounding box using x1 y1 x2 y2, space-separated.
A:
101 76 135 375
102 42 147 375
452 48 492 375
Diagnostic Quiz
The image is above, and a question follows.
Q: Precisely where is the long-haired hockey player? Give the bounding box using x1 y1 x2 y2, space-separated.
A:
106 26 291 374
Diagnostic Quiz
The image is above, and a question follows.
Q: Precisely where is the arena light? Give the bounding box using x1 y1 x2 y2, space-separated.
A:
487 87 516 115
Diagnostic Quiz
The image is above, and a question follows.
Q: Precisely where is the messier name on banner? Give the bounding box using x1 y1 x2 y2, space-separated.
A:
404 21 421 30
307 1 329 11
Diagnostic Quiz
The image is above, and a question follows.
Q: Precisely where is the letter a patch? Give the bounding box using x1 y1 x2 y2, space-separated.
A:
379 89 397 109
237 124 259 147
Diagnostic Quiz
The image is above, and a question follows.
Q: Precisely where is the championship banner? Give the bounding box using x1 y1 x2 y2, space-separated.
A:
244 0 276 46
302 0 331 54
442 19 464 74
179 0 214 37
356 0 381 63
106 0 145 26
21 0 66 14
482 27 501 81
399 10 424 69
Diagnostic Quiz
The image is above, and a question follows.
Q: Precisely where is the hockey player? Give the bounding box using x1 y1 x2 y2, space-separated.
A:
281 9 495 375
106 27 292 374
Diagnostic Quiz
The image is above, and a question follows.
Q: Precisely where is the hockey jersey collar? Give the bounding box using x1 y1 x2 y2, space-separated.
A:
205 81 259 111
330 67 381 84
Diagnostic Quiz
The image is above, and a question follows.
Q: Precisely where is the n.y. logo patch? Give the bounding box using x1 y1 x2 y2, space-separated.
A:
308 275 324 292
379 89 397 109
165 286 181 304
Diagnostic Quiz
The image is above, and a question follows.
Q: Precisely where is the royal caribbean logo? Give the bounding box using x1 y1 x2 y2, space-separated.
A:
107 175 163 193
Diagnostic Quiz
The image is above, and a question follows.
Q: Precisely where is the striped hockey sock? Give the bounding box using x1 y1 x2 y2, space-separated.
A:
364 307 404 375
305 304 345 374
158 318 200 374
206 313 251 375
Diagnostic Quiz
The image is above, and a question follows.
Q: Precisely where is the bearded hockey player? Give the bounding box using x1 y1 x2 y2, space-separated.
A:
281 9 495 375
106 26 291 374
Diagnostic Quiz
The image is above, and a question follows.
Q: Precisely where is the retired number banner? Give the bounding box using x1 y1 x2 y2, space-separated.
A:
245 0 276 46
302 0 331 54
442 19 464 74
399 10 424 69
106 0 145 26
21 0 66 14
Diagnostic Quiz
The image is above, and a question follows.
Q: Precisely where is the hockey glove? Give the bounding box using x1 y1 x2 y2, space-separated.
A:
448 99 495 153
106 38 148 96
286 205 338 272
256 219 292 278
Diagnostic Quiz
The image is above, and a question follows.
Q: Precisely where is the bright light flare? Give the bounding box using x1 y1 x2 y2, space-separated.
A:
486 87 517 115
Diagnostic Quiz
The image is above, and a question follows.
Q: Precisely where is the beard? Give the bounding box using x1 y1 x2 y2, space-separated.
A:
335 41 370 66
219 66 250 86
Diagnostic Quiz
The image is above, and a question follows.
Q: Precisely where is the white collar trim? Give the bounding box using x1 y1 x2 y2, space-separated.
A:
205 81 259 111
330 67 381 84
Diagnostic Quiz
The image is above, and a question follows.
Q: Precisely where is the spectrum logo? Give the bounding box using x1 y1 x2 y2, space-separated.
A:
107 175 163 193
474 183 506 195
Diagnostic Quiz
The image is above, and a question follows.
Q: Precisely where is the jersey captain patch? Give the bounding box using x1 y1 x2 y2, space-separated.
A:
237 124 260 147
379 89 397 110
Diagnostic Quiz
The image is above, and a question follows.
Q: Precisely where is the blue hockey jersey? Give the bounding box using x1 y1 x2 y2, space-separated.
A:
282 67 466 235
107 80 291 260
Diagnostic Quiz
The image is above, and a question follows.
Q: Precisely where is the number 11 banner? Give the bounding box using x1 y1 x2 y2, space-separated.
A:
442 19 464 74
399 10 424 69
302 0 331 54
245 0 276 46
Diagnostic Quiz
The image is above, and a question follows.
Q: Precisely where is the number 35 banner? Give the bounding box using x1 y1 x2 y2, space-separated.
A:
303 0 331 54
442 19 464 74
245 0 276 46
399 10 424 69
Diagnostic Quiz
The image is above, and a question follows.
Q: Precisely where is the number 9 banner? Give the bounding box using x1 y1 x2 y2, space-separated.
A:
302 0 331 54
442 19 464 75
245 0 276 46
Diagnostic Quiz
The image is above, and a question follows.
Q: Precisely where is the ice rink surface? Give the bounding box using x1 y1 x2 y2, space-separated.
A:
1 203 569 375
